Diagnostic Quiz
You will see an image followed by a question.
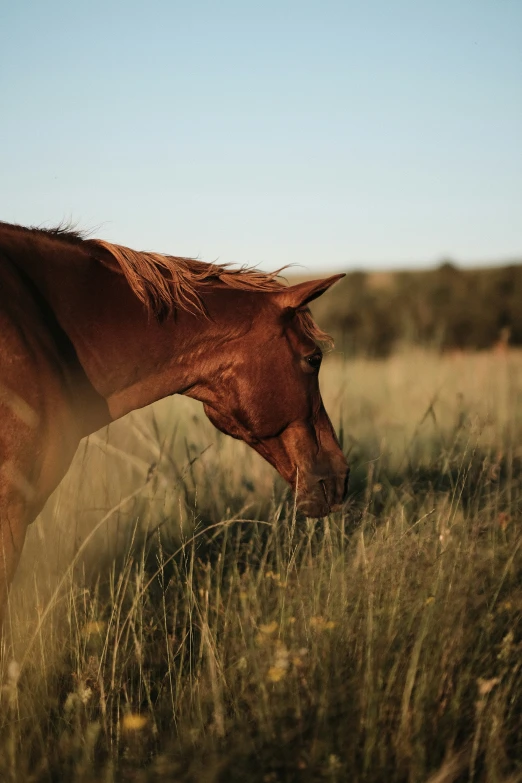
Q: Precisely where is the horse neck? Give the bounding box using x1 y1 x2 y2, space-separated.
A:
0 225 236 424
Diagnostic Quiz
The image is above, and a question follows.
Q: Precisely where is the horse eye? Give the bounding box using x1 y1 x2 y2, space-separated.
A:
306 353 322 370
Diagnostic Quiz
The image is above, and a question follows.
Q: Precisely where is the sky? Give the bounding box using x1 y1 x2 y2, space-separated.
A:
1 0 521 273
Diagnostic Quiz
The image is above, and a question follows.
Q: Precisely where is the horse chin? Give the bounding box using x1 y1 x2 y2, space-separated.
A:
296 497 331 519
294 487 335 518
297 496 347 518
295 470 350 518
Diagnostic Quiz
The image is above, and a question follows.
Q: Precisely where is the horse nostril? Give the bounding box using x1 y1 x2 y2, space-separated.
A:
342 470 350 501
319 479 328 505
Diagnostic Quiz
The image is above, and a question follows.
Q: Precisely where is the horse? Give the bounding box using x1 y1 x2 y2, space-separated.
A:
0 221 349 621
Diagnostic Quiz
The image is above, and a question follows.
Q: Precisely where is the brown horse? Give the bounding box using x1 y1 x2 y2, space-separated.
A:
0 221 349 618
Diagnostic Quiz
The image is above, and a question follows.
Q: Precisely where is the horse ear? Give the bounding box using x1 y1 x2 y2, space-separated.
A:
276 274 345 310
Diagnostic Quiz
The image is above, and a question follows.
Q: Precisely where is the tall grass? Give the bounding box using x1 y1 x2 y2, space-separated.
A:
1 350 522 782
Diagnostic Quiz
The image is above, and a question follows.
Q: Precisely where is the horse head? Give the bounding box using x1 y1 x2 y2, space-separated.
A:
189 275 349 517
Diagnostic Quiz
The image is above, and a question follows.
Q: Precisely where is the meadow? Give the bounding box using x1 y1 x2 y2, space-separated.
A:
1 348 521 782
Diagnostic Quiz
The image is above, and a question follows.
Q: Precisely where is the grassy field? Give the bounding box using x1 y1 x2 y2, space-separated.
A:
1 349 522 782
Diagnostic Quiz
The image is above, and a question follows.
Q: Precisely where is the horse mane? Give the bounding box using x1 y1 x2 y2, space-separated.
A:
89 239 334 350
89 239 285 318
1 222 333 349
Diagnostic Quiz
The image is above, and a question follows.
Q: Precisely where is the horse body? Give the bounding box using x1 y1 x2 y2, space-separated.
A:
0 242 104 612
0 221 349 620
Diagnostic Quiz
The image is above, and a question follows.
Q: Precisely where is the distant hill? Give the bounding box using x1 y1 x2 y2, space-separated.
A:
295 261 522 356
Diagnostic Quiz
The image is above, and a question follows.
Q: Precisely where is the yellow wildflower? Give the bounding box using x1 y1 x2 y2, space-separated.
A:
310 616 336 631
267 666 286 682
83 621 106 638
259 621 278 635
122 713 148 731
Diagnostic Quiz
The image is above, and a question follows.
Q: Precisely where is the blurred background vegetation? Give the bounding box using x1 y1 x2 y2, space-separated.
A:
308 260 522 356
5 349 522 782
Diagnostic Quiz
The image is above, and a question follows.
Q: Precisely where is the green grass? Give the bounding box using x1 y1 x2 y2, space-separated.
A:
2 349 522 782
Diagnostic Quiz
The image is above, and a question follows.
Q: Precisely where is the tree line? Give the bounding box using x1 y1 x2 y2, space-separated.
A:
309 260 522 356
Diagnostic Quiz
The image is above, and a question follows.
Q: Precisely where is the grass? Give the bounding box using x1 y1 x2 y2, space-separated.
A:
1 348 522 782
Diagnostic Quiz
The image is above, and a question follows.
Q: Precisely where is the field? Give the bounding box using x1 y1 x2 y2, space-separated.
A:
1 349 522 782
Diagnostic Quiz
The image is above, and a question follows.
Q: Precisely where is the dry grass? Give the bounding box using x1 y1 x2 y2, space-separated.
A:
1 349 522 782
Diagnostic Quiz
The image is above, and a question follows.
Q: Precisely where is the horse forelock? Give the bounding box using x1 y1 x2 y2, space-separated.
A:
296 308 334 352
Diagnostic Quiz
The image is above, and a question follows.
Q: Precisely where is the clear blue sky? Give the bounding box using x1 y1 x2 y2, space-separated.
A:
1 0 521 272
